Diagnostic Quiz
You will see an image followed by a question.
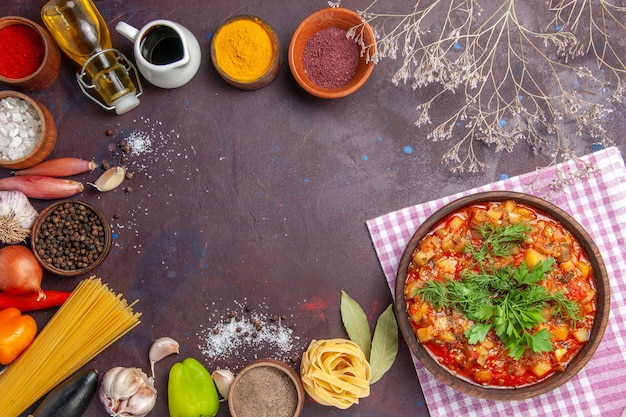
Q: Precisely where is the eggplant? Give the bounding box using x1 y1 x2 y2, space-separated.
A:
29 369 99 417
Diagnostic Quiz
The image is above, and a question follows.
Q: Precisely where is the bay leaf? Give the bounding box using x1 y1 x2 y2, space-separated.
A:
340 290 371 360
369 304 398 384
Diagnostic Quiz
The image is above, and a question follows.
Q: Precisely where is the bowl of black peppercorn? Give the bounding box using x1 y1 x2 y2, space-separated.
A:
31 200 112 276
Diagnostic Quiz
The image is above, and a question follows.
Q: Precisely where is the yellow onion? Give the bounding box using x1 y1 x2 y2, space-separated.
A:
300 338 371 409
0 245 44 300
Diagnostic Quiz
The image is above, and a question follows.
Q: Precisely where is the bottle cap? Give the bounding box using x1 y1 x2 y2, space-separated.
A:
113 93 140 115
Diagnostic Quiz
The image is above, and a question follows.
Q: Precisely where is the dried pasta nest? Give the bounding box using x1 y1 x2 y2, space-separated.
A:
300 338 371 409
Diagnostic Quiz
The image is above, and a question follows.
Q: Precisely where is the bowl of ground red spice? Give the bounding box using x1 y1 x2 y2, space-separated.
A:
31 200 112 277
211 15 282 90
0 16 61 91
288 7 376 99
229 359 305 417
0 90 57 170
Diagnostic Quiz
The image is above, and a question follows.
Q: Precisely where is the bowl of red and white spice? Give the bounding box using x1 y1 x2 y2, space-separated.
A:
0 90 57 170
288 7 376 99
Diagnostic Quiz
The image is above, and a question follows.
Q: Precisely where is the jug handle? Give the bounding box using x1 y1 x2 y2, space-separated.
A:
115 21 139 42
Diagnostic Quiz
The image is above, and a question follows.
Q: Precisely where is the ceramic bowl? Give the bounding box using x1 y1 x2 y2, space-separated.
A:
0 16 61 91
0 90 56 170
395 191 610 400
211 15 281 90
288 7 375 99
31 201 112 277
229 359 305 417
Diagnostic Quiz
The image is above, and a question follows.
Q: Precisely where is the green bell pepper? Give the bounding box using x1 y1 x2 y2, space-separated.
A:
168 357 219 417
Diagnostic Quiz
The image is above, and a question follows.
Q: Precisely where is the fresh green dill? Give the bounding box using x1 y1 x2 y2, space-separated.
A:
413 280 448 309
415 222 581 360
467 222 531 265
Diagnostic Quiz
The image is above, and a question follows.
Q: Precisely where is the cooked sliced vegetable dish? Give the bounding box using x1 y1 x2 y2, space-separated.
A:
404 200 596 387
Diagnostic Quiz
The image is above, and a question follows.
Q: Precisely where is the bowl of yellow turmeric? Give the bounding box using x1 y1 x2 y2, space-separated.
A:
211 15 281 90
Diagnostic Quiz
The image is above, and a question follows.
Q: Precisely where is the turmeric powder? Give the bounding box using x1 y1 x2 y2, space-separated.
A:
213 17 275 82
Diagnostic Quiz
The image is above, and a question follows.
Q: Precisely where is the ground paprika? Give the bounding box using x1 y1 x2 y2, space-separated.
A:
168 357 219 417
0 24 45 79
0 307 37 365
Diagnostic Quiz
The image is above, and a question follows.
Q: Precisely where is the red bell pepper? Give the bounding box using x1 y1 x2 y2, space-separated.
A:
0 290 72 312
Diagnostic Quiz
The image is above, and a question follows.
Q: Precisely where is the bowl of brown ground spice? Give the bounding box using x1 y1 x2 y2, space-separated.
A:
288 7 376 99
229 359 305 417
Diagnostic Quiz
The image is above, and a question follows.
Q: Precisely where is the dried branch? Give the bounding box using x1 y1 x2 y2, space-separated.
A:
334 0 625 172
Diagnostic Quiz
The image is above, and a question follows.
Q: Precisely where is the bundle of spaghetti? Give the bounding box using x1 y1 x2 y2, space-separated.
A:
0 276 141 417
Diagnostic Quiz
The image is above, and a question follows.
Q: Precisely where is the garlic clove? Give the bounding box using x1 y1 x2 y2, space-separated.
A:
102 367 142 400
120 384 157 417
211 369 235 399
88 166 125 192
149 336 180 378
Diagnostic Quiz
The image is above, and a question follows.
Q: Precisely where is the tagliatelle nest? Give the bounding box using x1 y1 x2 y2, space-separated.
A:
300 338 371 409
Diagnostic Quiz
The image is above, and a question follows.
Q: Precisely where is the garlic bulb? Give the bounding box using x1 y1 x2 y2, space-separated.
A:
0 190 37 244
99 367 157 417
149 336 179 378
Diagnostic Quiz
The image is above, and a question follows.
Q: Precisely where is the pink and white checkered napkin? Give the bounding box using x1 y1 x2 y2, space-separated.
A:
366 146 626 417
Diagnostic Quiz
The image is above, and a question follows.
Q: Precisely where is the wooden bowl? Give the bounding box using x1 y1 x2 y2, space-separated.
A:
0 16 61 91
229 359 305 417
0 90 56 170
31 201 112 277
211 15 281 90
395 191 610 400
288 7 375 99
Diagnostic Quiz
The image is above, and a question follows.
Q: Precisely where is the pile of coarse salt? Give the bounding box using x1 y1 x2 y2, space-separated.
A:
125 129 154 156
198 300 305 370
0 97 41 161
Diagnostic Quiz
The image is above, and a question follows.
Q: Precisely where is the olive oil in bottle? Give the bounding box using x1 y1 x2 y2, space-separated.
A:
41 0 140 113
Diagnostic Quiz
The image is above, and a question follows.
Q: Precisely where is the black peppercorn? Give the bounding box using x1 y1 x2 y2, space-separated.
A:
33 202 108 273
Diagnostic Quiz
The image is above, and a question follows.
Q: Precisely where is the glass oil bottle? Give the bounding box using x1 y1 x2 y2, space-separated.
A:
41 0 141 114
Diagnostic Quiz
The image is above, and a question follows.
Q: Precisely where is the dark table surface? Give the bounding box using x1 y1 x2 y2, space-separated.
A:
1 1 625 416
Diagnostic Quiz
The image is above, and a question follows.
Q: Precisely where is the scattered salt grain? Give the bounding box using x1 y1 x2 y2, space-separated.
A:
0 97 41 160
198 300 305 369
125 130 154 156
